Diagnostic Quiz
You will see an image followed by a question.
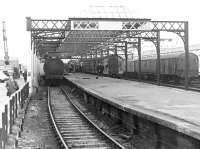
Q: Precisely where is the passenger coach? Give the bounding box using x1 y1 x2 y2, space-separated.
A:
134 52 199 82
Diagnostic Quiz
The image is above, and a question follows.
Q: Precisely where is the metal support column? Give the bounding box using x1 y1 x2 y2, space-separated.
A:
85 53 88 59
124 41 128 73
107 48 109 56
114 45 117 55
31 42 35 93
100 50 103 59
95 49 98 58
184 22 189 89
95 49 98 68
137 38 141 81
95 49 98 59
90 51 93 59
156 32 161 85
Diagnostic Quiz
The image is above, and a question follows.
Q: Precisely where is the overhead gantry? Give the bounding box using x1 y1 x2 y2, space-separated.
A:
26 6 189 89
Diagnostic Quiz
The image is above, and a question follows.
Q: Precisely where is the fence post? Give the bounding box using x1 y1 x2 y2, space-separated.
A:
18 92 21 109
21 89 24 109
4 105 8 142
20 90 23 109
27 83 29 97
9 100 12 134
12 97 15 125
0 128 2 148
25 84 27 98
15 94 18 118
2 112 5 149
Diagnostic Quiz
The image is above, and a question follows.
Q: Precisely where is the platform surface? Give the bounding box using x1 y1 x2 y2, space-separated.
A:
65 73 200 140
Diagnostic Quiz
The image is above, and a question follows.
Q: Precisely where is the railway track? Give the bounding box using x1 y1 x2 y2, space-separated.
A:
48 87 125 149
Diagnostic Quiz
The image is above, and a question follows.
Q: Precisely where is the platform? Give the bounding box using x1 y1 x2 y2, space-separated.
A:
65 73 200 140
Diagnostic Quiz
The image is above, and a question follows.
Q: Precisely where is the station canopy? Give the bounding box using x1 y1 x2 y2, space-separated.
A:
27 5 189 88
58 6 149 57
27 5 188 59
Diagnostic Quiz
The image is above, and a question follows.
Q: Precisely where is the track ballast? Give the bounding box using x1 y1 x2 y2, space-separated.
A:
48 87 125 149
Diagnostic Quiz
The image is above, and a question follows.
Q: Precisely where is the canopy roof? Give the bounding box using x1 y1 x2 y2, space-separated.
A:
55 6 149 57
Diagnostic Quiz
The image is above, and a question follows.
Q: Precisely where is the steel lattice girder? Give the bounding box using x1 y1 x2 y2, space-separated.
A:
27 17 188 58
26 13 190 89
28 19 70 31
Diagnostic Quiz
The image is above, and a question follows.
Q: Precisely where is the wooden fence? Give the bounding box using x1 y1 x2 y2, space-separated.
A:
0 82 29 149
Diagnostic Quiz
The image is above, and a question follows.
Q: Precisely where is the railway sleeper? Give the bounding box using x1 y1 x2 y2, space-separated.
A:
66 86 135 148
62 132 98 137
67 142 110 149
66 138 108 145
60 129 95 134
63 135 101 140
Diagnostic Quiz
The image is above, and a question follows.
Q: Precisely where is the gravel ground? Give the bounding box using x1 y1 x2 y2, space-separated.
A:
17 87 59 149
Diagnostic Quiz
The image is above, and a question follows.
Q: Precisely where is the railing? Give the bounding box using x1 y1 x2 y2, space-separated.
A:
0 82 29 149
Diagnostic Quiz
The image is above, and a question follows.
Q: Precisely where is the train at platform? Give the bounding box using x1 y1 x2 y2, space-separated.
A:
66 59 82 73
41 51 199 84
134 52 199 82
80 52 199 82
42 58 65 85
81 55 127 77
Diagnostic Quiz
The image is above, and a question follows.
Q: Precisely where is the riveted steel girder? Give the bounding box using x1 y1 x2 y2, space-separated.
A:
27 16 189 89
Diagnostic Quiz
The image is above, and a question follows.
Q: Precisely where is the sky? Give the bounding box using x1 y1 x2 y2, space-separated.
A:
0 0 199 68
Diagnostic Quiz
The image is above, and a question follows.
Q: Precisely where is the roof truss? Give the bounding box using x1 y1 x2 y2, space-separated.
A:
26 6 190 89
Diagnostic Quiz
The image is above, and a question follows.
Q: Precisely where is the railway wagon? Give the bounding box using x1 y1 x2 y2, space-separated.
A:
43 58 64 84
82 59 97 74
104 55 125 77
127 60 134 72
134 52 199 82
82 55 126 77
67 60 82 72
102 55 134 76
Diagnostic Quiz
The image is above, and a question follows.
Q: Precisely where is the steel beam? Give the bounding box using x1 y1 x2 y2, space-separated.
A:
30 19 70 31
137 38 141 81
27 17 189 86
114 45 117 55
184 22 189 89
107 49 109 56
124 41 128 73
156 32 161 85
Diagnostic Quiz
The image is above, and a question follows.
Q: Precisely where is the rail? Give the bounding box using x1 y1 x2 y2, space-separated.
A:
0 82 29 149
61 86 125 149
48 86 125 149
47 87 69 149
